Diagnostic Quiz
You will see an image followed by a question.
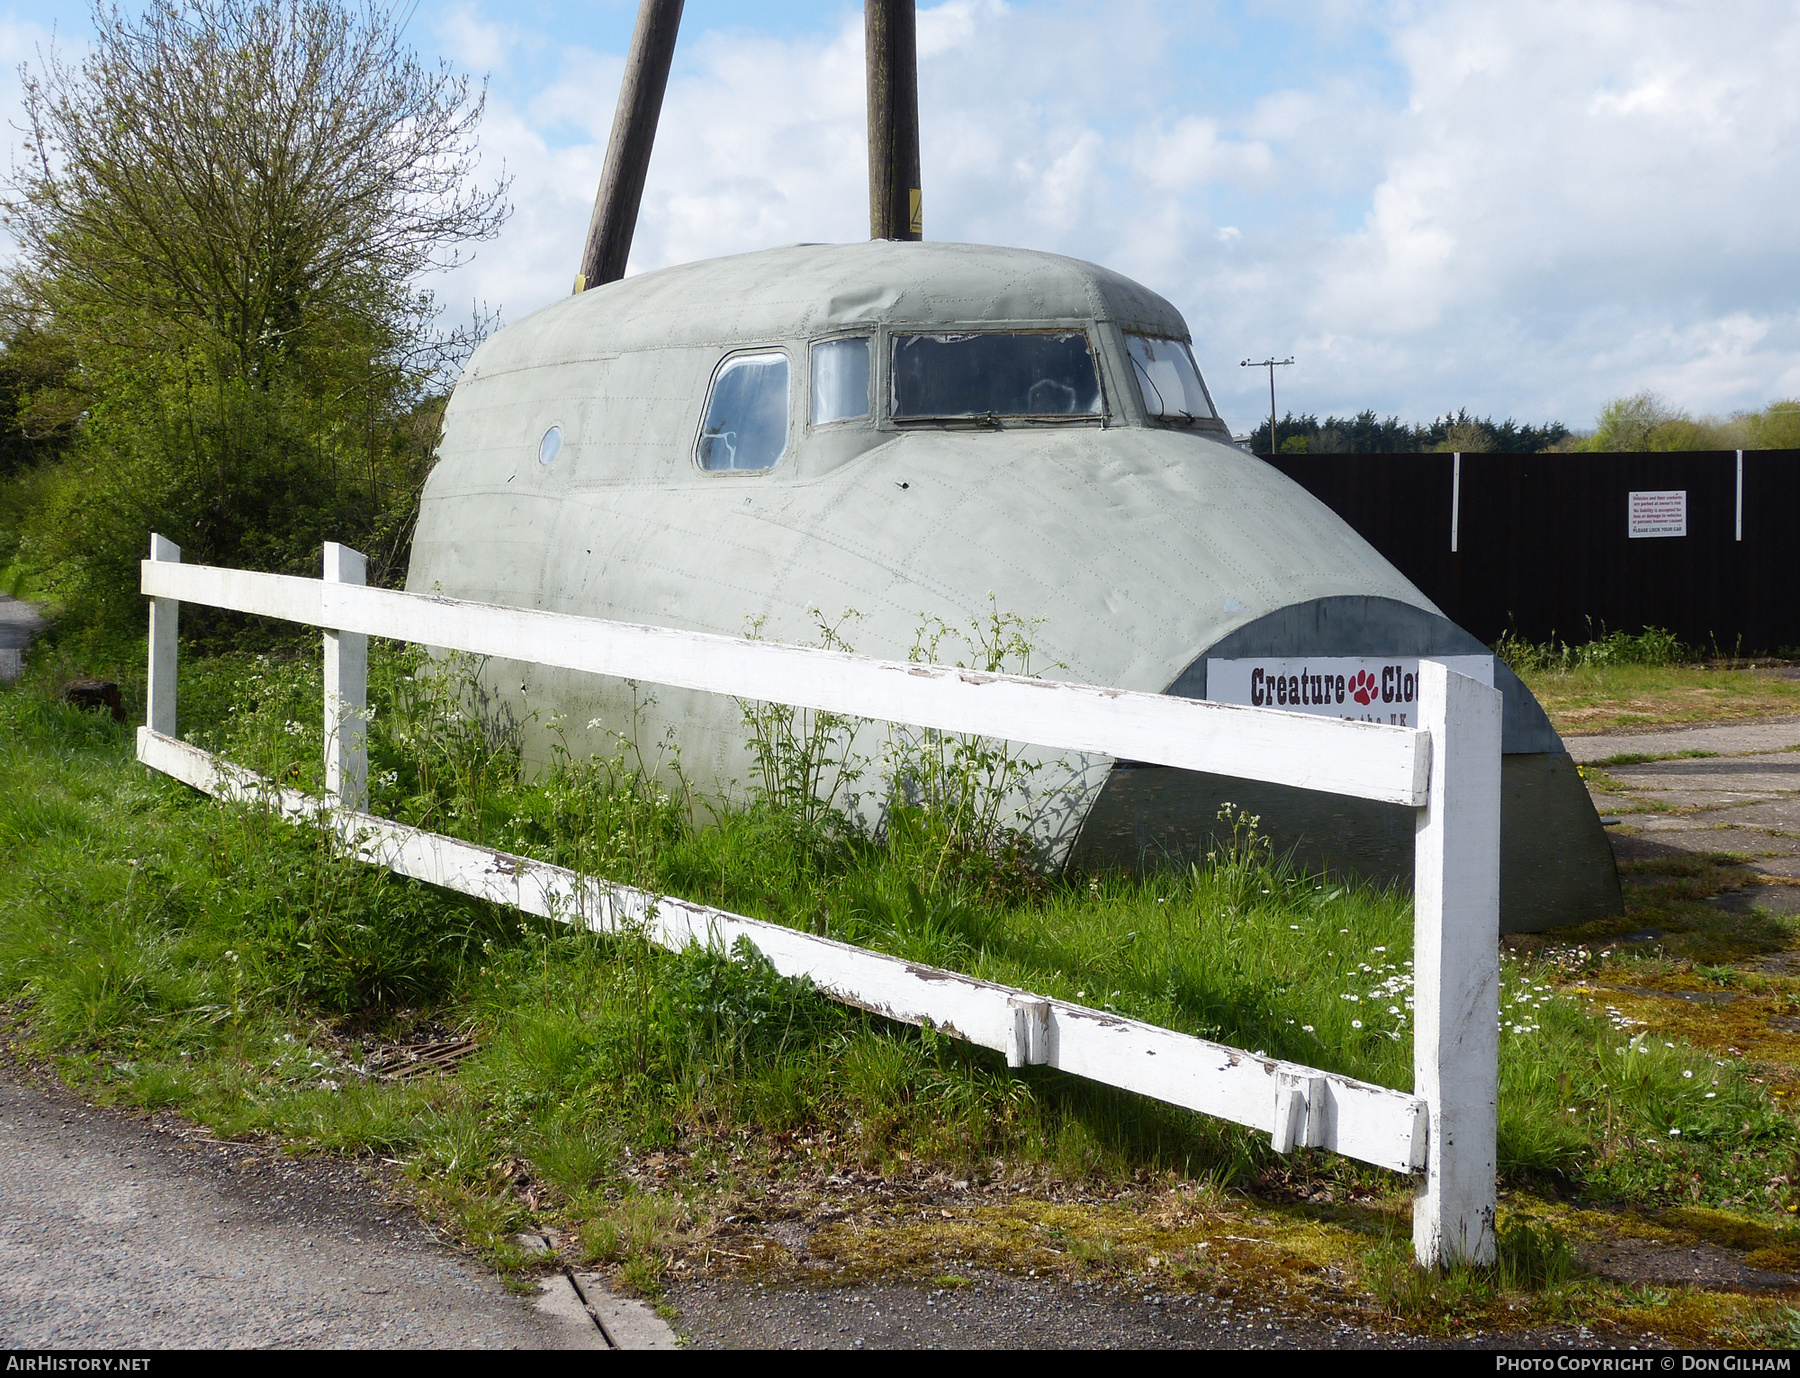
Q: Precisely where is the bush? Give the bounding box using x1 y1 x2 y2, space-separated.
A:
1495 623 1690 674
0 0 507 629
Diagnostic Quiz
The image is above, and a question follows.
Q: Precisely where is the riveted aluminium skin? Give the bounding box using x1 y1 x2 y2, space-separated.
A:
409 241 1621 932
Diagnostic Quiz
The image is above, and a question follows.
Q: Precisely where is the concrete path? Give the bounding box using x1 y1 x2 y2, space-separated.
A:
1566 716 1800 765
0 594 44 682
0 1059 610 1349
1575 718 1800 917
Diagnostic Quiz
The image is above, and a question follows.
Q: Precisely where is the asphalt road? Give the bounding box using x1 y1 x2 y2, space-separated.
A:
1576 715 1800 918
665 1277 1402 1348
0 595 43 682
0 1059 600 1349
658 1276 1635 1349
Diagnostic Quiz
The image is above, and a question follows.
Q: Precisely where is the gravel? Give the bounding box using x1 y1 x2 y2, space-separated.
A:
663 1275 1642 1350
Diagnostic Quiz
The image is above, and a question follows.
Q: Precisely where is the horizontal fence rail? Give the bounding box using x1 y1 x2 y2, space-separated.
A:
137 729 1430 1172
139 558 1430 807
137 535 1502 1267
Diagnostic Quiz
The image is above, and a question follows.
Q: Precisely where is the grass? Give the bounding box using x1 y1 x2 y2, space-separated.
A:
4 624 1800 1344
1520 663 1800 737
1497 625 1800 736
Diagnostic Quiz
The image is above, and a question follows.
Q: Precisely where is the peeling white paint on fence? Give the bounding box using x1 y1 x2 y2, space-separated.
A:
136 535 1500 1266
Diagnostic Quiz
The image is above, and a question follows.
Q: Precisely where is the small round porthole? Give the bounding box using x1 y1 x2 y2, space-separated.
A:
538 425 563 465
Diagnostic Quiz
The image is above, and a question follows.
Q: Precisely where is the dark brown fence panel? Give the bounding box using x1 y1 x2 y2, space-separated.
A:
1265 450 1800 653
1740 450 1800 654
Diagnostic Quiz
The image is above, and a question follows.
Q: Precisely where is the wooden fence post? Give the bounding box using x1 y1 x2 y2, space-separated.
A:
1412 659 1502 1267
322 543 368 810
147 534 181 737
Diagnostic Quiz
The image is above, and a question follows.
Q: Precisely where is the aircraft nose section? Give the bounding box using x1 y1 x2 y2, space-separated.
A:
1065 595 1619 934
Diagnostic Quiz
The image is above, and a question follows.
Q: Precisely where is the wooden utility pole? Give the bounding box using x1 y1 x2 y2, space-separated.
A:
577 0 684 292
866 0 921 241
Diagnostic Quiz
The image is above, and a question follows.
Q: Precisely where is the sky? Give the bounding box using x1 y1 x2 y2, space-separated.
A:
1 0 1796 433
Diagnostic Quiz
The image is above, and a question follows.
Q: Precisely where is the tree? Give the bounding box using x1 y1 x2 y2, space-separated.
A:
1573 393 1800 452
1246 409 1569 455
2 0 510 626
1744 401 1800 450
1582 392 1682 451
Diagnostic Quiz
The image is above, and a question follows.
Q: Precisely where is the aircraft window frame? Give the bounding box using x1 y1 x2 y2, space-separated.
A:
886 327 1108 425
537 425 563 465
1124 333 1217 424
694 348 793 474
809 334 874 427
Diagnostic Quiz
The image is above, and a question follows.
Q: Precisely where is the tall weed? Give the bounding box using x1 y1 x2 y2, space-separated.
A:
881 599 1056 886
1496 622 1690 674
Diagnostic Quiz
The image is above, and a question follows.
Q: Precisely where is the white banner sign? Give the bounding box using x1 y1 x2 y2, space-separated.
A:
1206 655 1495 727
1628 490 1687 538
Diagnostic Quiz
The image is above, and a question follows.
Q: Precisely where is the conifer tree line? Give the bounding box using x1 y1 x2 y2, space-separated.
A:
1251 395 1800 456
1249 409 1572 456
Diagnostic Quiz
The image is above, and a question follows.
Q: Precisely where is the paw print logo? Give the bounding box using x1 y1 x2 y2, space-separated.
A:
1349 670 1377 706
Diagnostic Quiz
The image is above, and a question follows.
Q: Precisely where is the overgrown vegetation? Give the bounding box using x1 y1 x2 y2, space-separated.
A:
1495 624 1692 676
0 0 508 629
4 618 1799 1342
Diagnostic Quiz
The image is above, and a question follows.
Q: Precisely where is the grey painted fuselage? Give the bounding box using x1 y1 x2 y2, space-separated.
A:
408 241 1621 932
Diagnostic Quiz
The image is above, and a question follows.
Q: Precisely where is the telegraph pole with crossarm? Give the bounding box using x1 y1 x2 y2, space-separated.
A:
1240 356 1294 455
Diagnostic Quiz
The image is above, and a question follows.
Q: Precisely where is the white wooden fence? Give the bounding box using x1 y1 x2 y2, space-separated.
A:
137 534 1502 1267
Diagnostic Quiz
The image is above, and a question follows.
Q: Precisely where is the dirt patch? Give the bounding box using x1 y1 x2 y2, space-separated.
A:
1579 1237 1798 1292
1618 985 1737 1007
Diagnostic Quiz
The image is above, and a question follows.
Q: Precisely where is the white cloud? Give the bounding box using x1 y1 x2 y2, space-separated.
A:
914 0 996 58
426 10 870 321
432 1 522 76
1299 0 1800 420
1128 117 1271 192
5 1 1797 430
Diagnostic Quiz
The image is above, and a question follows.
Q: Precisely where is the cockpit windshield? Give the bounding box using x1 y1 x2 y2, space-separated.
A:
890 331 1102 420
1125 334 1215 421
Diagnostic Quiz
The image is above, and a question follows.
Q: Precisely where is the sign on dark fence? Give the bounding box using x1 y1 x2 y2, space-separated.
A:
1264 449 1800 654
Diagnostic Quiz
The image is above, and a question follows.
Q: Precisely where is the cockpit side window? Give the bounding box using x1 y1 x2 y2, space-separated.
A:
1125 334 1216 422
811 336 871 424
697 350 790 472
890 331 1103 420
